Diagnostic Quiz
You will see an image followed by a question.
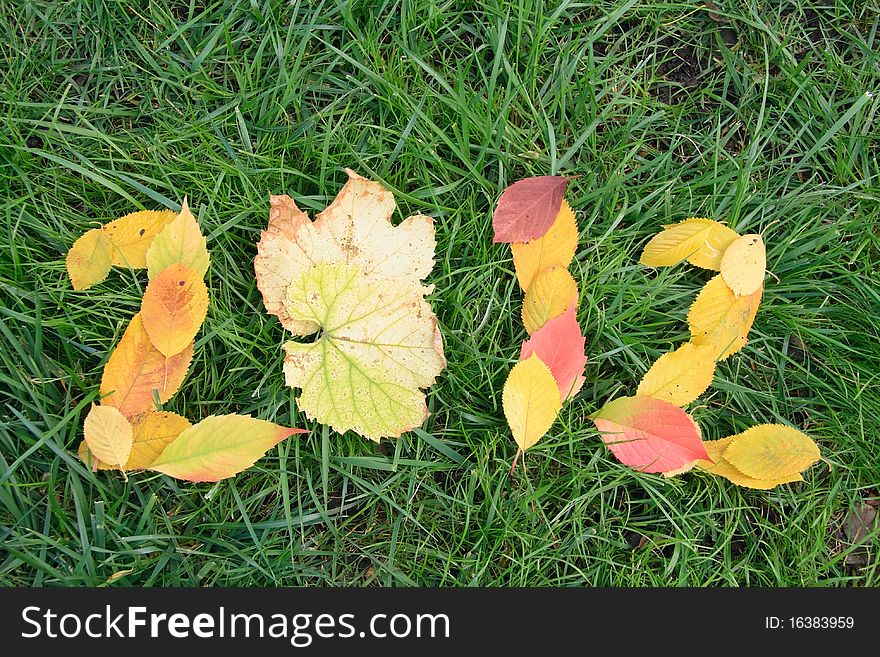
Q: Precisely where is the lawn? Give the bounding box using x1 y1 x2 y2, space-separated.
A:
1 0 878 586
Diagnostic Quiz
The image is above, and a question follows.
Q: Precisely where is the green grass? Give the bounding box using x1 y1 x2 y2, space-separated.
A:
1 0 878 586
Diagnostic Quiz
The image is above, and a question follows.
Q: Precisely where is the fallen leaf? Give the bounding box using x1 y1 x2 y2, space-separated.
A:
502 354 562 451
511 199 578 290
722 424 820 480
688 274 762 360
639 217 740 270
843 504 878 566
521 266 578 334
636 343 716 406
140 263 209 357
78 411 191 471
102 209 176 268
720 233 766 296
66 228 112 290
100 313 194 418
591 396 709 473
282 262 445 441
492 176 569 243
148 414 306 482
695 436 805 489
83 404 133 467
145 199 210 280
519 304 586 400
255 169 436 337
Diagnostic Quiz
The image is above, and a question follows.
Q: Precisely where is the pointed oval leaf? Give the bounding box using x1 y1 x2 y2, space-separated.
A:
145 199 210 279
639 218 740 270
78 411 192 471
102 209 177 268
521 266 578 334
688 274 762 360
695 437 805 489
636 343 716 406
722 424 820 480
282 262 446 442
83 405 133 467
66 228 112 290
519 304 586 400
502 354 562 451
100 313 194 418
720 233 766 296
149 414 306 482
140 263 209 357
591 396 709 473
511 199 578 290
492 176 569 243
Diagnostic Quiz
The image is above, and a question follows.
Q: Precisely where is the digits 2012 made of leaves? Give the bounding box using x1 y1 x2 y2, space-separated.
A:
67 202 305 482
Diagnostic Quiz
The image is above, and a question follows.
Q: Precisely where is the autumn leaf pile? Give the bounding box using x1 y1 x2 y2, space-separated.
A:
67 203 304 482
255 169 446 442
492 177 588 459
590 217 821 489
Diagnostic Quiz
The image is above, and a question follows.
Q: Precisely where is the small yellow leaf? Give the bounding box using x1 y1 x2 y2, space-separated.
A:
102 210 177 268
83 405 133 467
511 199 578 290
720 233 766 296
695 437 805 489
140 263 209 357
66 228 112 290
722 424 820 480
502 354 562 451
521 267 578 334
100 313 194 418
145 199 210 280
636 343 716 406
688 274 762 360
640 218 740 270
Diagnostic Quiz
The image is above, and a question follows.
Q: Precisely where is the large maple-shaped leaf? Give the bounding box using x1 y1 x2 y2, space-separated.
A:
282 262 446 442
590 396 710 473
255 169 435 336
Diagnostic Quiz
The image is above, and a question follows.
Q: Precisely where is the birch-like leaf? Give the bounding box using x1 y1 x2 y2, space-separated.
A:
511 199 578 290
688 274 762 360
140 263 209 357
639 217 740 270
66 228 112 290
103 209 176 268
83 405 133 467
720 233 766 296
502 354 561 451
636 343 716 406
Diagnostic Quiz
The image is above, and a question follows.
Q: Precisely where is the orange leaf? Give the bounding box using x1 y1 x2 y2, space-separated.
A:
140 263 209 357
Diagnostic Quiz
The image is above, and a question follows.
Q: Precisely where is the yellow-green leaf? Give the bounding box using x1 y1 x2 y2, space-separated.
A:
722 424 820 480
688 274 762 360
149 414 305 482
83 405 133 467
511 200 578 291
102 209 176 268
145 199 210 279
66 228 112 290
521 266 578 334
502 354 562 451
636 343 716 406
282 262 446 442
720 233 766 296
640 217 740 270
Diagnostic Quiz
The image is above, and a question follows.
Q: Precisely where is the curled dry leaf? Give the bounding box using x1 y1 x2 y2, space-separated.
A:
636 343 716 407
66 228 112 290
688 274 762 360
100 313 194 418
639 217 740 270
502 354 562 451
492 176 569 243
720 233 766 296
511 199 578 290
140 263 209 357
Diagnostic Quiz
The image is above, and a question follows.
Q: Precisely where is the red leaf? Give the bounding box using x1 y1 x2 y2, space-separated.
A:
492 176 569 243
519 305 586 399
591 396 710 473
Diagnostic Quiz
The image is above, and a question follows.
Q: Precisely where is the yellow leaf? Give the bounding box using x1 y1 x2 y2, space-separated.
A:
521 266 578 334
282 263 446 441
100 313 194 418
149 414 305 482
695 437 805 489
83 405 133 467
640 217 740 270
256 169 436 337
720 233 766 296
502 354 562 451
66 228 112 290
102 209 177 268
511 199 577 290
636 343 716 406
145 199 210 280
688 274 762 360
722 424 820 480
127 411 192 469
140 263 209 357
